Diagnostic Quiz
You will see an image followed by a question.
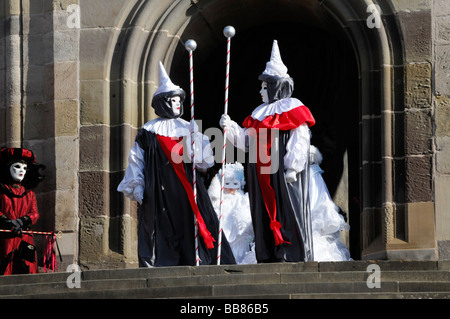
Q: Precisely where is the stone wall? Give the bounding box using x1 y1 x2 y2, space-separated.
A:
0 0 80 268
433 0 450 258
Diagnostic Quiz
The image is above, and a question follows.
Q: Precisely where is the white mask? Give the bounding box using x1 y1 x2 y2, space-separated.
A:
224 177 241 195
260 82 269 103
171 96 181 115
9 162 27 182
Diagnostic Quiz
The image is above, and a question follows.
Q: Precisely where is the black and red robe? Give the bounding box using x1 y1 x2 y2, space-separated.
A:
242 99 315 262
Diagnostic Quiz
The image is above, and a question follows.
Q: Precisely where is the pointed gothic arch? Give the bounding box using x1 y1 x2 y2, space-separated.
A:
103 0 436 264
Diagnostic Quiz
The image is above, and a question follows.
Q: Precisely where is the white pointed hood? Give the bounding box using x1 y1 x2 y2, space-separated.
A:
153 61 182 97
261 40 289 79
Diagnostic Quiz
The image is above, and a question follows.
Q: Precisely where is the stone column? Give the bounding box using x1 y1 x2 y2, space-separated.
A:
21 0 80 268
4 0 22 147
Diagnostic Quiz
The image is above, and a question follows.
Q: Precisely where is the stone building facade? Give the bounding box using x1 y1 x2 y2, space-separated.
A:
0 0 449 269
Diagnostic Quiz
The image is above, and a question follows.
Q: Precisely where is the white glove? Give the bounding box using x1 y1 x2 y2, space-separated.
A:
285 169 297 183
220 114 231 129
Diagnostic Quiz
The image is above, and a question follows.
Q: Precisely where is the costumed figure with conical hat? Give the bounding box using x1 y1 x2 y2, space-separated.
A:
118 62 235 266
309 145 352 261
0 147 45 275
220 40 316 262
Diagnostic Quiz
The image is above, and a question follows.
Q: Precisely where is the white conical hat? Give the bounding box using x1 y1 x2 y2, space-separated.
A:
261 40 289 78
153 61 182 96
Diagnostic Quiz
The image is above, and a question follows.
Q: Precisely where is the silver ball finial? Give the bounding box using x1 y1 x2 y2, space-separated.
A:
184 39 197 51
223 26 236 38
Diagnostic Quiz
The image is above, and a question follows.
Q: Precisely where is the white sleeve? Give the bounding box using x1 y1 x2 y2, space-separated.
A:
226 119 248 152
284 123 311 173
196 132 215 171
185 131 215 171
117 142 145 203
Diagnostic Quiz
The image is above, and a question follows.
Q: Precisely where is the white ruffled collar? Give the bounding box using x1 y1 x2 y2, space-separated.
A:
142 117 196 138
251 98 303 121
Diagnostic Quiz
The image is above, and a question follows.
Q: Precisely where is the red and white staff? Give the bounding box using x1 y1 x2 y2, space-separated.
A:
185 39 200 266
217 25 236 265
0 229 63 237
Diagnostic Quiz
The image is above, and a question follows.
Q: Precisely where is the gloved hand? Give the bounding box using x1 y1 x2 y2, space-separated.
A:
5 218 24 236
220 114 231 129
285 169 298 183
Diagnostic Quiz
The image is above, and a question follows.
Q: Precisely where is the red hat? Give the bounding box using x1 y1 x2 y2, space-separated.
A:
0 147 36 165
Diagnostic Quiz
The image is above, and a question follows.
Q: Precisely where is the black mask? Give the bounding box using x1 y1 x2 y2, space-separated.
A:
258 74 294 103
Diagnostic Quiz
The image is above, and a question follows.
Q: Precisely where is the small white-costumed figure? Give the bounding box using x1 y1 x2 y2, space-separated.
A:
309 145 352 261
208 163 257 264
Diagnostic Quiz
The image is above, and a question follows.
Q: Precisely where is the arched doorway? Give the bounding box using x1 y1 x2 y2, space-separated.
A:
112 0 419 262
169 1 361 258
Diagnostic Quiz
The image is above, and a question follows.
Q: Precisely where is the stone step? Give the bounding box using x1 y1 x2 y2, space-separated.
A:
1 260 449 299
2 259 449 285
5 280 450 299
2 269 449 294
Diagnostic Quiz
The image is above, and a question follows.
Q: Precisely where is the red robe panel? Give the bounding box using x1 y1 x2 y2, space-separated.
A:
0 185 39 275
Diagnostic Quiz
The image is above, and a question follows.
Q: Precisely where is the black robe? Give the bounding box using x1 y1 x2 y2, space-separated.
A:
135 129 235 267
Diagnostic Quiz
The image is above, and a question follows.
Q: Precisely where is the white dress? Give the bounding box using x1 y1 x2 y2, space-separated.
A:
309 163 352 261
208 176 257 264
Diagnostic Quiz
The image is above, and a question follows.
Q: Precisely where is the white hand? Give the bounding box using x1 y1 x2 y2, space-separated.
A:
220 114 231 129
285 169 297 183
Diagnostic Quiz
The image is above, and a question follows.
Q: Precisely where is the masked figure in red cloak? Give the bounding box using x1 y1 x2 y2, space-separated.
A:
0 147 44 275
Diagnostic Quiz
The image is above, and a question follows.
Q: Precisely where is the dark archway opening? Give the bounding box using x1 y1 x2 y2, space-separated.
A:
171 13 361 259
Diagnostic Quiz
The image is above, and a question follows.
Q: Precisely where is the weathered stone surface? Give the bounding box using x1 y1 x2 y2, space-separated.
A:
435 95 450 136
80 28 118 80
55 135 79 189
436 136 450 174
53 29 80 62
79 171 109 218
398 10 432 62
404 109 433 155
54 189 79 231
22 65 46 106
435 174 450 241
44 61 79 101
79 216 107 262
434 45 450 95
438 241 450 259
79 125 110 171
434 0 450 17
79 0 131 28
54 61 79 99
23 101 54 140
54 99 79 136
80 80 108 125
404 62 432 108
391 0 432 12
405 155 433 202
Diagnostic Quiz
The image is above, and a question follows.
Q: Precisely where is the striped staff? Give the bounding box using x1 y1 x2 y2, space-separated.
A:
185 39 200 266
217 26 236 265
0 229 63 238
